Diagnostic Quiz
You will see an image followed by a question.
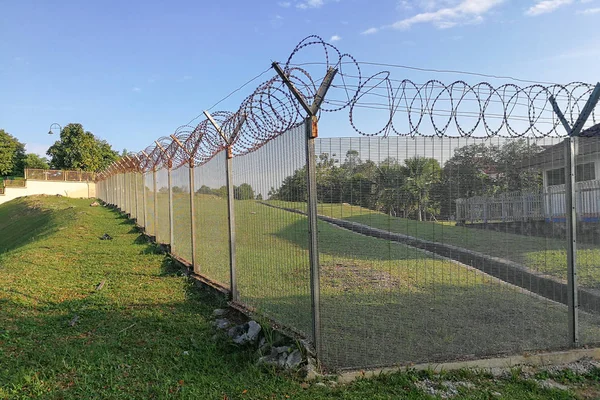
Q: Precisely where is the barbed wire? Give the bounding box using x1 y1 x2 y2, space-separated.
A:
100 35 599 176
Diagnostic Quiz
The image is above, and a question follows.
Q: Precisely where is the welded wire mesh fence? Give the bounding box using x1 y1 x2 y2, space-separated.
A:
144 172 156 237
98 130 600 371
193 151 229 287
93 35 600 372
155 168 170 245
171 165 192 264
233 124 313 339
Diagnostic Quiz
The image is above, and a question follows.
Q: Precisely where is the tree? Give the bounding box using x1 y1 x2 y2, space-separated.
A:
496 139 543 192
402 157 442 221
0 129 26 176
234 183 255 200
47 123 118 171
23 154 49 170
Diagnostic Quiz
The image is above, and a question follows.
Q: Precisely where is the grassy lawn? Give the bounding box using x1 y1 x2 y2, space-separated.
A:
231 201 600 369
3 196 600 398
268 201 600 290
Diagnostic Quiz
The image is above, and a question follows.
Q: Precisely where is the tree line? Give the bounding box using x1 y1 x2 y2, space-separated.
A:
269 139 543 221
196 183 257 200
0 123 119 177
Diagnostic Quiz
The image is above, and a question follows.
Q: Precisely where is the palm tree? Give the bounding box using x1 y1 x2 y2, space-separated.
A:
402 157 442 221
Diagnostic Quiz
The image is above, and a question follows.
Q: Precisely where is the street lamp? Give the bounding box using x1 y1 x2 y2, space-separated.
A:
48 123 62 135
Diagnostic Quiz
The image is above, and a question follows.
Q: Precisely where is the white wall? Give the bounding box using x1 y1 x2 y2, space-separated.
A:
0 180 96 205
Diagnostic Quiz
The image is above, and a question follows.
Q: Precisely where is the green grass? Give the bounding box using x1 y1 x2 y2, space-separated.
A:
134 195 600 369
269 201 600 289
229 201 600 369
3 196 600 398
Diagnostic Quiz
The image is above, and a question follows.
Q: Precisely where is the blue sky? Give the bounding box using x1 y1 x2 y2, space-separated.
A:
1 0 599 157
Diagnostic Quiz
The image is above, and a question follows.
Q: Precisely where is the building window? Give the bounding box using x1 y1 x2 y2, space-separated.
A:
578 162 595 182
546 162 595 186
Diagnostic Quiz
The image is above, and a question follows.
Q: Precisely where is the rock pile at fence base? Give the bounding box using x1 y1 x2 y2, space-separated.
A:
211 308 316 376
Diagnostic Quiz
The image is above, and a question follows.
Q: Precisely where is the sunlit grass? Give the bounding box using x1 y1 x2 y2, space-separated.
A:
2 195 600 398
269 200 600 288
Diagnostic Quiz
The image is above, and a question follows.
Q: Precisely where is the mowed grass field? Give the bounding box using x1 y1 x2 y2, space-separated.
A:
4 196 600 399
268 201 600 290
128 194 600 368
196 199 600 369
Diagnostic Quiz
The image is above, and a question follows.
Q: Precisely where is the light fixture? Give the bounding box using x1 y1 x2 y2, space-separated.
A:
48 123 62 135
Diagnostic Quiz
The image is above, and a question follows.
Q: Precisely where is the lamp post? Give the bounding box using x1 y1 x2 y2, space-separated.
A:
48 123 62 135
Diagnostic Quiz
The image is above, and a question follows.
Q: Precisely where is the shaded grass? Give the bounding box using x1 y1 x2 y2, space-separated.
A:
0 196 77 253
1 196 599 399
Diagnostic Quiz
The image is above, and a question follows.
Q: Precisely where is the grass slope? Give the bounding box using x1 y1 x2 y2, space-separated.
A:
1 195 600 399
269 201 600 289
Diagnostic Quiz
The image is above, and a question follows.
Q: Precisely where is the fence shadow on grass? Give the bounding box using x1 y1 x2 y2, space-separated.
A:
0 197 79 255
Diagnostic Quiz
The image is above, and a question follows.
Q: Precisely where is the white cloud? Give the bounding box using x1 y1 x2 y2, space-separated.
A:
525 0 573 16
278 1 291 6
578 7 600 13
330 34 341 41
389 0 504 30
132 87 141 92
296 0 324 9
361 27 379 34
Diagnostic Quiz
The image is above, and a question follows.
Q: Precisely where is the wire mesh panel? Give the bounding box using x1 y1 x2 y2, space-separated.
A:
155 168 170 245
171 165 193 263
144 172 155 237
110 175 116 205
105 177 111 204
123 174 130 214
233 124 313 338
575 136 600 345
121 174 127 212
136 173 145 227
26 169 46 180
193 151 230 287
46 170 65 181
115 174 122 210
307 135 600 370
129 172 137 220
64 170 82 181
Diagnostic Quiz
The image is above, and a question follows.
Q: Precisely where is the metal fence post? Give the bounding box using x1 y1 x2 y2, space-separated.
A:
189 163 197 272
565 137 579 346
117 174 121 209
153 169 158 240
134 172 139 222
225 150 237 300
168 166 174 248
142 173 148 232
272 62 337 358
305 116 322 353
